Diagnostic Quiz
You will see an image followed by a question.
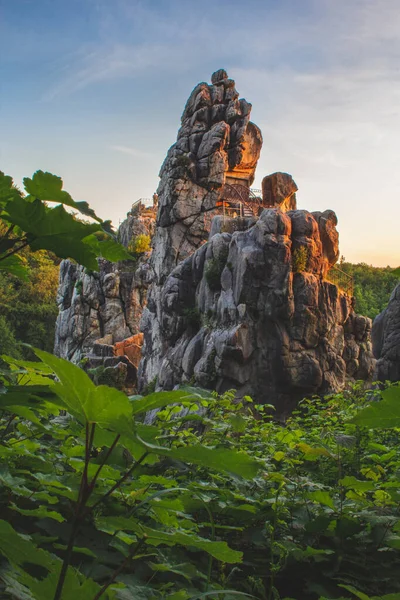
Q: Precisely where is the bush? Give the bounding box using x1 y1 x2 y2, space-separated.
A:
128 233 151 255
205 247 229 291
183 306 201 330
292 245 309 272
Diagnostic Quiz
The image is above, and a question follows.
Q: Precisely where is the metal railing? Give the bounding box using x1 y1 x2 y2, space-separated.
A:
326 266 354 296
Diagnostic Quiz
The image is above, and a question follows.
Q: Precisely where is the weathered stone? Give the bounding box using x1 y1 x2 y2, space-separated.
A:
54 202 156 390
114 333 144 368
140 210 375 417
372 283 400 381
211 69 228 84
262 172 298 211
55 68 375 414
139 71 263 387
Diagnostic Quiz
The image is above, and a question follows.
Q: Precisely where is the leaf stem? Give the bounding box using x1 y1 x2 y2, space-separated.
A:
86 451 149 514
88 434 121 493
0 240 30 261
91 537 146 600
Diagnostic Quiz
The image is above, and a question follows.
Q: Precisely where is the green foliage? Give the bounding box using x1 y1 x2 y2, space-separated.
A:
128 234 151 255
339 261 399 319
0 248 59 357
0 352 263 599
205 256 225 291
0 170 131 277
292 245 309 273
0 315 21 358
1 357 400 599
74 280 83 296
183 306 201 330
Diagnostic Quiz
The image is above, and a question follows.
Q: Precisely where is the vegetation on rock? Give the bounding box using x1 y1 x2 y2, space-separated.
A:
128 233 151 255
292 245 309 273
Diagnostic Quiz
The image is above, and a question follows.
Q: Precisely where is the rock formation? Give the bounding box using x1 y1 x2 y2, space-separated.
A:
54 68 376 412
142 209 374 415
54 201 156 388
261 172 297 212
372 283 400 381
140 69 263 384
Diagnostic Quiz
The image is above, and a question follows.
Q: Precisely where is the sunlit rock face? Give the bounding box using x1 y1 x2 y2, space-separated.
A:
261 172 298 212
139 69 263 384
141 209 374 416
372 284 400 381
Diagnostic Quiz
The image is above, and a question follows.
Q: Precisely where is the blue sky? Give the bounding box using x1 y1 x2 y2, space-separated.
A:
1 0 400 266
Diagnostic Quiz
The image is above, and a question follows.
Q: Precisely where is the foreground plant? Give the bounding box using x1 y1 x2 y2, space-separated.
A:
0 170 132 280
0 351 261 599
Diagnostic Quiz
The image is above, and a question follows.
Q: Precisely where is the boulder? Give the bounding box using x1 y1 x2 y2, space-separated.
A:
372 283 400 381
261 172 298 211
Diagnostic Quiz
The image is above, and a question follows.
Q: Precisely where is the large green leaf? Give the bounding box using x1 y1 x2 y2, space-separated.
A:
84 234 133 262
306 491 335 509
0 519 57 571
0 171 22 207
130 388 212 416
352 387 400 429
3 196 100 240
96 516 242 563
23 170 103 223
136 434 260 479
2 196 102 270
34 349 134 434
0 254 29 280
30 233 100 271
15 564 117 600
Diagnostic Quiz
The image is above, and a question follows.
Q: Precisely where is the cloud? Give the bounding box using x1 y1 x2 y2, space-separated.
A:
110 145 152 159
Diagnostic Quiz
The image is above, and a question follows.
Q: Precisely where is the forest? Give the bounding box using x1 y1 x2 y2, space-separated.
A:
0 170 400 600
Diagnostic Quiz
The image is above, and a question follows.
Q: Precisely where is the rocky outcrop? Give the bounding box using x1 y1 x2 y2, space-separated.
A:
262 172 297 211
372 283 400 381
144 209 374 415
140 69 262 384
54 202 156 387
55 67 375 410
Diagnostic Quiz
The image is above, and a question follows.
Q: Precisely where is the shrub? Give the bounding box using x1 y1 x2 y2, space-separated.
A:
128 233 151 255
205 247 229 291
292 245 309 272
183 306 201 330
74 279 83 295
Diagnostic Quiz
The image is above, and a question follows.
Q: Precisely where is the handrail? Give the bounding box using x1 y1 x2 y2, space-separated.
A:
326 265 354 296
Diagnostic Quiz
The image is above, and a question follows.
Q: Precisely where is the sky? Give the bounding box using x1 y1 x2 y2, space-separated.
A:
1 0 399 266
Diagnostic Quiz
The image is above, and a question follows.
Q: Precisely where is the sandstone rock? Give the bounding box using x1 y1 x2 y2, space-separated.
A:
262 172 298 211
55 68 375 414
141 210 375 417
54 202 156 389
140 70 263 386
372 283 400 381
114 333 144 368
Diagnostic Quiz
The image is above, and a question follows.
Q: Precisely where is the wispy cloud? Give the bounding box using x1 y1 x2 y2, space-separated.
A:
110 145 152 159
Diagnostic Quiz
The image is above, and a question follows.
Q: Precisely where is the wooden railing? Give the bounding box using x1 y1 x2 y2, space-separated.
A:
326 266 354 296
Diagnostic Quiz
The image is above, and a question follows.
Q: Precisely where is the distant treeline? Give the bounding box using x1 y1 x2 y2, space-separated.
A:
0 247 59 358
340 261 399 320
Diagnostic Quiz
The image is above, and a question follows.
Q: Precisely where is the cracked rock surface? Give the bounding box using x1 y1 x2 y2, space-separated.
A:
142 210 374 416
139 69 262 385
54 203 156 374
372 283 400 381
